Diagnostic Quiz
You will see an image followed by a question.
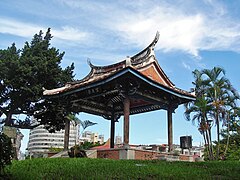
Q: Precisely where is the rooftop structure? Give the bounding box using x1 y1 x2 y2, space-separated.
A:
43 32 195 153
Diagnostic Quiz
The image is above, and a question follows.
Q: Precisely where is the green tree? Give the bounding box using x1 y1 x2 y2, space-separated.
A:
211 116 240 160
202 67 239 159
187 67 239 160
185 96 214 160
185 70 214 160
0 28 75 129
222 98 239 155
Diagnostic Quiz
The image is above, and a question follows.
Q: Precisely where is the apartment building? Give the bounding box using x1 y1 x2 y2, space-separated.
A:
27 122 79 157
80 131 104 144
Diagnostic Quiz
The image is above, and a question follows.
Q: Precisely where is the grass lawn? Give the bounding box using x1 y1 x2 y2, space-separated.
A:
4 158 240 179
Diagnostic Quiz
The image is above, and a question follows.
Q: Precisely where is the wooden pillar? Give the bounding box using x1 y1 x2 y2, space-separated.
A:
110 116 115 148
167 106 173 152
123 97 130 148
64 118 70 151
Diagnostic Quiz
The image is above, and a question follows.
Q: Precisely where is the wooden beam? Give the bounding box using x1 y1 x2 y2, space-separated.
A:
71 99 106 109
72 103 110 117
135 90 169 105
82 89 119 100
123 96 130 148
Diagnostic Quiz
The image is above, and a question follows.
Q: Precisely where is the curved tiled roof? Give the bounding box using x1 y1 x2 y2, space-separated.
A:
43 32 194 99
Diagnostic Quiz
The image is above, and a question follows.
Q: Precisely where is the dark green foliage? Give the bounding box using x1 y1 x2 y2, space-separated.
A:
0 28 75 129
34 99 70 132
0 133 13 175
5 158 240 179
211 118 240 160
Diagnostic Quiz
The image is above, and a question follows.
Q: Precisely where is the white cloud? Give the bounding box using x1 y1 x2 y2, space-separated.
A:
0 18 89 43
52 26 88 41
0 18 43 38
182 61 191 70
105 1 240 57
2 0 240 59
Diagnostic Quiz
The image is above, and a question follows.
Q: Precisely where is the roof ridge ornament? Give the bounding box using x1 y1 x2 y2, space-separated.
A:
152 31 160 48
126 56 132 67
130 31 160 65
87 58 94 68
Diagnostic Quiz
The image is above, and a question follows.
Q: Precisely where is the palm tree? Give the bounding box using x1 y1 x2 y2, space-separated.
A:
184 70 214 160
185 96 214 159
201 67 239 159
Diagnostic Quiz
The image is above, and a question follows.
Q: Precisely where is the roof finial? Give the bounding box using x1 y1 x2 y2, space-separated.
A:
87 58 94 68
126 56 132 67
152 31 160 48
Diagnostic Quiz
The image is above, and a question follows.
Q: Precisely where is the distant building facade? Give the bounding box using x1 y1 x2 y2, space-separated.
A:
80 131 104 144
2 126 24 159
27 121 79 157
115 135 122 145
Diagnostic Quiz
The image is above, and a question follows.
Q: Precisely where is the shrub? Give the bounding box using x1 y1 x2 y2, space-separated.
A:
0 133 13 175
68 145 87 158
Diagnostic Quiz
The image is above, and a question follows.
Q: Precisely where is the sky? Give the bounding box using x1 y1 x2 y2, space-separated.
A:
1 0 240 153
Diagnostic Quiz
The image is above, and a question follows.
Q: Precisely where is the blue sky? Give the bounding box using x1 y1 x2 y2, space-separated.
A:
1 0 240 152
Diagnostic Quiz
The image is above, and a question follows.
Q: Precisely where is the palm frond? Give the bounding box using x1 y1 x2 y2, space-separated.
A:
79 120 97 131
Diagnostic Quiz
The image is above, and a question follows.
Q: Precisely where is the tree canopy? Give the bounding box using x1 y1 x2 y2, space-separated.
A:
185 67 239 160
0 28 75 129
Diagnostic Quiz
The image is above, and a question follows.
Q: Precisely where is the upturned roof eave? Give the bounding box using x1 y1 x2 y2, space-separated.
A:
44 67 195 101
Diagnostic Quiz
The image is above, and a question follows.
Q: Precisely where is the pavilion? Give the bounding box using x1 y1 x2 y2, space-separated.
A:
43 32 195 154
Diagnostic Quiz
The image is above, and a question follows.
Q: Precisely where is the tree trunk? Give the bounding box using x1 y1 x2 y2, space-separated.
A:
202 130 209 159
224 120 230 156
205 129 213 160
5 111 13 126
216 115 220 160
208 127 214 160
63 118 70 151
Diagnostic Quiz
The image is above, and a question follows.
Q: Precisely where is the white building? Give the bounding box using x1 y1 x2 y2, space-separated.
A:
115 135 122 145
27 121 79 157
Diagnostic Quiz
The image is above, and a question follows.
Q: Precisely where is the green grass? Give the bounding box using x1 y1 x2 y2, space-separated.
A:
4 158 240 180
